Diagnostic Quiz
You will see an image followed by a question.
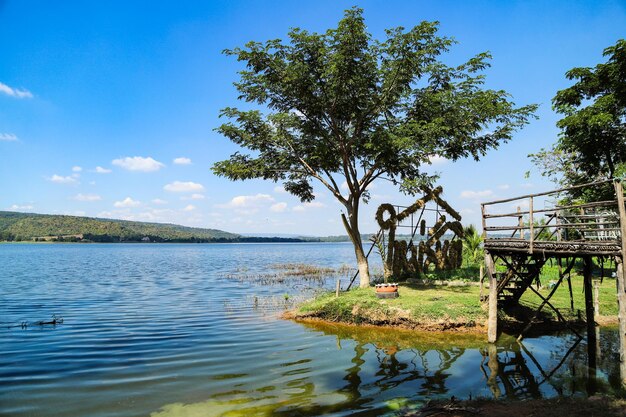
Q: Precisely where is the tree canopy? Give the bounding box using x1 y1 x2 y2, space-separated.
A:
530 39 626 200
213 8 537 286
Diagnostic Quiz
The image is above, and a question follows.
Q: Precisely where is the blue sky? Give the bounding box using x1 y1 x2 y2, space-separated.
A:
1 0 625 236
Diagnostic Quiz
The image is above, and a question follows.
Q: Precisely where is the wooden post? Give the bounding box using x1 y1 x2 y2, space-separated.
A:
529 196 534 254
518 206 523 239
486 252 498 343
594 280 600 319
479 264 485 301
481 203 487 240
583 256 597 374
335 279 341 297
614 179 626 386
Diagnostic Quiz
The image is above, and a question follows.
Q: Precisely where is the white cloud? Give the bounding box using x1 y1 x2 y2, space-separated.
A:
114 197 141 208
164 181 205 193
0 82 33 99
498 184 510 190
47 174 78 184
429 155 449 164
460 189 494 199
520 183 534 189
94 166 112 174
274 185 287 194
183 204 196 212
8 204 34 211
223 193 274 208
152 198 168 205
270 202 288 212
72 166 82 172
0 133 18 141
173 157 192 165
73 193 101 202
112 156 165 172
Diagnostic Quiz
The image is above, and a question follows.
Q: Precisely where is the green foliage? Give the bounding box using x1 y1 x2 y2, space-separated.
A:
461 224 483 266
213 7 537 285
530 39 626 200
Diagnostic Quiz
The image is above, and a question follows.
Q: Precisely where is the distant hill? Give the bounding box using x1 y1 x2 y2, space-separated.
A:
0 211 241 243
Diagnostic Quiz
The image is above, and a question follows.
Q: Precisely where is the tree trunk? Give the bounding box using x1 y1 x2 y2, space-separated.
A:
341 199 371 288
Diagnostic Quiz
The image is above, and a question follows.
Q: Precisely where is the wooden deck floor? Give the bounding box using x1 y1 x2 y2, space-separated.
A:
484 238 622 256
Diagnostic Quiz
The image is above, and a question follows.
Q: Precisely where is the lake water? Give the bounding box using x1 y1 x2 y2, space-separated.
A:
1 243 624 416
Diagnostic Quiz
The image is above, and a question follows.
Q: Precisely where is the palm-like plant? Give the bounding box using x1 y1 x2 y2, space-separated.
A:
462 225 484 267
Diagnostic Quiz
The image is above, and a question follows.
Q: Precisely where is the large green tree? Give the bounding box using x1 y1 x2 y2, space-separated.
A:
530 39 626 200
213 8 537 287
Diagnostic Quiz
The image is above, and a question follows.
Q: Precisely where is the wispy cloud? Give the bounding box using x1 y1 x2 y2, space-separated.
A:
112 156 165 172
0 82 33 99
270 202 288 212
181 193 205 201
152 198 168 205
114 197 141 208
72 166 82 172
73 193 101 202
47 174 78 184
94 166 112 174
164 181 205 193
460 189 494 199
173 157 192 165
498 184 510 190
0 133 18 141
182 204 196 212
7 204 34 211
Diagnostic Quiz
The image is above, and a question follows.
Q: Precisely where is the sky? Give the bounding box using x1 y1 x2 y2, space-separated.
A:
1 0 625 236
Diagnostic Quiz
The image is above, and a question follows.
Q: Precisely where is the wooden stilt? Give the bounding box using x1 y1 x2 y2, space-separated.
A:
486 252 498 343
616 259 626 385
614 179 626 386
479 264 484 301
583 256 597 374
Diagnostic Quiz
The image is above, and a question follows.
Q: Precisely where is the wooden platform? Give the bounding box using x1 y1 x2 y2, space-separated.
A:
481 178 626 387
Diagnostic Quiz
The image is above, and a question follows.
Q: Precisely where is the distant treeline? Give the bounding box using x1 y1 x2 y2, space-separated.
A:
0 211 239 243
0 211 334 244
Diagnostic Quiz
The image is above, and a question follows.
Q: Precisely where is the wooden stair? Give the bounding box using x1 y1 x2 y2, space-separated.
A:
496 256 547 305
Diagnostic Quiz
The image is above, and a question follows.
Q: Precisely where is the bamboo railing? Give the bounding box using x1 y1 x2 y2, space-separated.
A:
481 179 625 256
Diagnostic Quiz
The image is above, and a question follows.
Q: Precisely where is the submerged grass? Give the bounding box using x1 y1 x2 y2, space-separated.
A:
222 263 353 286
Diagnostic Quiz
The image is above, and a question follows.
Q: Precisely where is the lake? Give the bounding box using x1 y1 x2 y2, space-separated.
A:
0 243 623 416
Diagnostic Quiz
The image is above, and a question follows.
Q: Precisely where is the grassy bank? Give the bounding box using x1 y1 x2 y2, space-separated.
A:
290 272 619 332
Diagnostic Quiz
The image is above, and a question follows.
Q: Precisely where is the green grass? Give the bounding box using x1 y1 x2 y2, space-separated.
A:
297 283 487 327
295 265 621 330
519 274 618 319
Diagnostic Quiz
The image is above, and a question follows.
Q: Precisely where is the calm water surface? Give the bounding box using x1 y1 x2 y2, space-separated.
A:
0 243 623 416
